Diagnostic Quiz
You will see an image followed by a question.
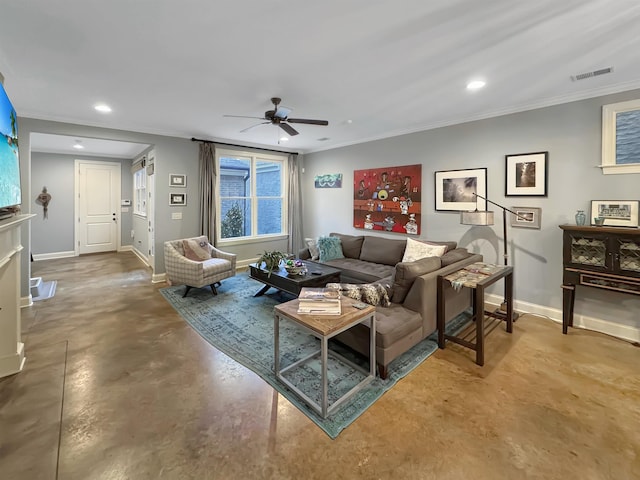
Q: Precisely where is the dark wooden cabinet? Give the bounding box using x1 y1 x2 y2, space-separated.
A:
560 225 640 333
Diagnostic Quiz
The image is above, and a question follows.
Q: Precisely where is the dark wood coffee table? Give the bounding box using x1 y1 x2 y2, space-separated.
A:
249 261 341 297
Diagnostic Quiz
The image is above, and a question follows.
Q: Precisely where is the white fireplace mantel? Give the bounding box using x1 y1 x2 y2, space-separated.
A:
0 214 34 378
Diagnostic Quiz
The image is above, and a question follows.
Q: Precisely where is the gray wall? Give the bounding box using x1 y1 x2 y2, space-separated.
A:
303 89 640 330
30 152 133 255
18 117 201 296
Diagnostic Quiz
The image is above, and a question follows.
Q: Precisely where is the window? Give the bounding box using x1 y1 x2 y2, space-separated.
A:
133 168 146 216
601 99 640 174
216 148 287 242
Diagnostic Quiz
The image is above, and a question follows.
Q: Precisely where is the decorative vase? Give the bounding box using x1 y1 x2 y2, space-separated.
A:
575 210 586 226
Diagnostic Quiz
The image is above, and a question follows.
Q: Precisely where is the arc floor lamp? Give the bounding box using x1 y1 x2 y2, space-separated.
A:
460 192 529 320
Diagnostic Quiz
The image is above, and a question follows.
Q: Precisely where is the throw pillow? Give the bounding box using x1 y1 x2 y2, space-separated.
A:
305 237 320 260
401 237 447 262
391 256 442 303
326 282 391 307
183 236 212 261
317 236 344 262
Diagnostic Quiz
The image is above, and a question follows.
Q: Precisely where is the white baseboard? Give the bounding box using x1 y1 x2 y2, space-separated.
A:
119 245 133 252
485 293 640 343
151 273 166 284
131 248 150 267
0 342 25 378
32 251 76 261
20 294 33 308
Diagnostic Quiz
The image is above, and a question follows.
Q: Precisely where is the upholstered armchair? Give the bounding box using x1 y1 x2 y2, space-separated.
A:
164 236 237 297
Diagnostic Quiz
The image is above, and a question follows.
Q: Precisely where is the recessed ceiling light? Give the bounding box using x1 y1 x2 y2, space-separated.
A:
279 136 289 142
94 103 112 113
466 80 486 91
73 140 85 149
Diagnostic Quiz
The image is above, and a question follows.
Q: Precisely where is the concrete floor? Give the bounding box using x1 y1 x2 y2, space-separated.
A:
1 252 638 480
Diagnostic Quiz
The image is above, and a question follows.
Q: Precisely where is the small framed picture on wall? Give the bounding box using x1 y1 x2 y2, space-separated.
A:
170 193 186 206
505 152 548 197
170 174 186 187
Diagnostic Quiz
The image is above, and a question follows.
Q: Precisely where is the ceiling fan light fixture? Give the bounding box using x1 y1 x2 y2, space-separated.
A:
466 80 486 91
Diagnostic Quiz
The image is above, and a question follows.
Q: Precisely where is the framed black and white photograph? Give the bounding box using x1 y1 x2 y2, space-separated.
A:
435 168 487 211
591 200 639 227
510 206 542 229
169 174 186 187
170 193 186 206
505 151 548 197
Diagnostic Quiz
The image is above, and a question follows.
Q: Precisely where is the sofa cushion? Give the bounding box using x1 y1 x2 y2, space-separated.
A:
440 248 474 267
359 236 406 266
326 282 391 307
305 237 320 260
402 237 447 262
322 258 395 283
391 256 442 303
183 236 211 261
330 232 365 259
317 236 344 262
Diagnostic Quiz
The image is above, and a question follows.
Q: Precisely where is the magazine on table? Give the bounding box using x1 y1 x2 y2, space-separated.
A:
298 287 341 301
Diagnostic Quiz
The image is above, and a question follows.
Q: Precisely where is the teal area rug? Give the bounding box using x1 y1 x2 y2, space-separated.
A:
160 274 470 438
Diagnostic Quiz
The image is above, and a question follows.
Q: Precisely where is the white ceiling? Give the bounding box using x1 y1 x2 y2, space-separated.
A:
2 0 640 156
31 133 150 158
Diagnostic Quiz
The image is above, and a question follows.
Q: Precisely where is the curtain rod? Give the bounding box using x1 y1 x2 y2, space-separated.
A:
190 137 299 156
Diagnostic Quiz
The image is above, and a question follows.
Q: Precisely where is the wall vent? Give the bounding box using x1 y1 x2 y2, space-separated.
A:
571 67 613 81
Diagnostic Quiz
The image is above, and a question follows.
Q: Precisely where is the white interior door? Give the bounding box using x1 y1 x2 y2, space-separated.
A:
76 160 121 255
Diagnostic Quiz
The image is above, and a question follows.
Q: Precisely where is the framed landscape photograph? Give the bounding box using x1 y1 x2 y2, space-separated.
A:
590 200 639 227
435 168 487 212
170 174 186 187
510 206 542 229
170 193 186 206
505 151 548 197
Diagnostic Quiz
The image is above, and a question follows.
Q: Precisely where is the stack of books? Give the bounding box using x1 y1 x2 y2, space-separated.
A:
297 287 341 315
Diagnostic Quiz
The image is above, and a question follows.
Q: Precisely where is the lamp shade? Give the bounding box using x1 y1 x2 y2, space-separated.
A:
461 210 495 226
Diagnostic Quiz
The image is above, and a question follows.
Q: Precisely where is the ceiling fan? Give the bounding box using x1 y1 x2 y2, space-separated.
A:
224 97 328 136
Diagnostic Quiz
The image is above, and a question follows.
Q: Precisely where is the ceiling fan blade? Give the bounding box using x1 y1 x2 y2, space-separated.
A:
287 118 329 126
279 123 299 136
224 114 265 120
240 122 270 133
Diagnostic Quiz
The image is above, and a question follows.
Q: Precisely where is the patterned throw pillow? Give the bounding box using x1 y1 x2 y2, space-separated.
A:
183 236 212 261
305 237 320 260
401 237 447 262
326 282 391 307
317 236 344 262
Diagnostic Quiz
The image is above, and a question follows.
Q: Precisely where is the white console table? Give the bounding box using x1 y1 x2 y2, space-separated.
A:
0 214 34 378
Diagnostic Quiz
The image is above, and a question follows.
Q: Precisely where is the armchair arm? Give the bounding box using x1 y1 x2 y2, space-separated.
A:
164 242 205 285
210 245 237 270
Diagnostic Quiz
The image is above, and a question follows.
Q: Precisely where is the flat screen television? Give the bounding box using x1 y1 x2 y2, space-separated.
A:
0 81 21 218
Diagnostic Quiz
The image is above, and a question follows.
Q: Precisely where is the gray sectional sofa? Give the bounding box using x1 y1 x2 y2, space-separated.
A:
299 232 482 378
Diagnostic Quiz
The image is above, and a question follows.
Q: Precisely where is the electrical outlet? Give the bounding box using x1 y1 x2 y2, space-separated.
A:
171 212 182 220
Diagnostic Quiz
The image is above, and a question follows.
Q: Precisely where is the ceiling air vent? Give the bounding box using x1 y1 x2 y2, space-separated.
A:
571 67 613 81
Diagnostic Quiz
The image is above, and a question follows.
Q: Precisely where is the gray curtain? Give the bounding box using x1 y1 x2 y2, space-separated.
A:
199 143 216 244
287 153 303 255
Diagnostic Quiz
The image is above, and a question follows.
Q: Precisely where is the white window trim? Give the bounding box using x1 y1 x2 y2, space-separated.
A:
133 168 147 217
600 98 640 175
215 148 288 244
